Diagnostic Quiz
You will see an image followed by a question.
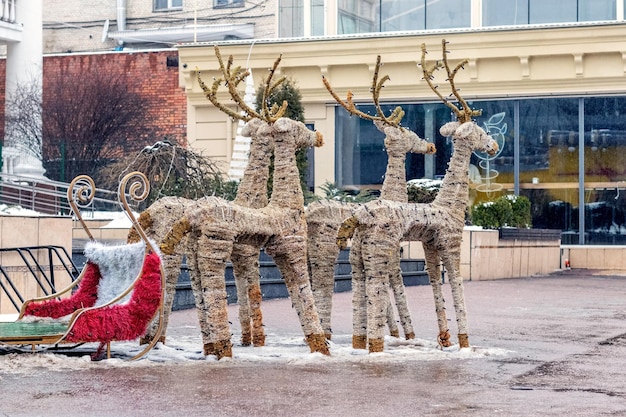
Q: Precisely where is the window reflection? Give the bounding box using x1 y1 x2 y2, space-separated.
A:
426 0 470 29
583 97 626 244
381 0 425 31
483 0 529 26
279 0 304 37
529 0 577 23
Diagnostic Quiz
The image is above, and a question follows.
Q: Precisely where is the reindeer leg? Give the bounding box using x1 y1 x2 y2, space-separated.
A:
231 243 265 346
441 247 469 348
308 226 339 340
388 244 415 339
361 228 392 353
184 233 216 355
385 299 399 338
196 235 234 359
267 236 329 356
424 242 451 347
349 230 368 349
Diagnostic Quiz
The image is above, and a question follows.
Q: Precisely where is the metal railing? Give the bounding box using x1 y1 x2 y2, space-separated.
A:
0 245 80 312
0 173 131 214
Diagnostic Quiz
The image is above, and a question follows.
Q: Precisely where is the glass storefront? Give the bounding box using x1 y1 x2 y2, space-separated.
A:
280 0 621 37
334 96 626 244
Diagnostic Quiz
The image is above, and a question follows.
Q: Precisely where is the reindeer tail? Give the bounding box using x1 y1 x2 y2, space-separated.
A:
336 215 360 250
160 217 192 255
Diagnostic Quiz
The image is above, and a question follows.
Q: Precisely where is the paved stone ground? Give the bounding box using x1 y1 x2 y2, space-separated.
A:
2 269 626 416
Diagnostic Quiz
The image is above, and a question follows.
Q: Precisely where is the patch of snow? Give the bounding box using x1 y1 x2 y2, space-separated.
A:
0 204 44 217
0 327 510 373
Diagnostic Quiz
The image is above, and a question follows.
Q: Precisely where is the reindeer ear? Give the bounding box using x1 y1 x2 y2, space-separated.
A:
273 117 291 132
439 121 460 137
241 118 261 137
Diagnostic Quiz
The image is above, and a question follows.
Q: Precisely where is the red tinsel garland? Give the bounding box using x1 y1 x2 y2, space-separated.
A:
65 252 162 343
23 262 101 318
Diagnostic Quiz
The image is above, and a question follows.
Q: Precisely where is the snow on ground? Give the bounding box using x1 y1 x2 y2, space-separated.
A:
0 328 509 375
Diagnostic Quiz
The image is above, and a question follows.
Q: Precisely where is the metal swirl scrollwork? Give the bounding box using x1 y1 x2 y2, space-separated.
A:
118 172 155 253
67 175 96 241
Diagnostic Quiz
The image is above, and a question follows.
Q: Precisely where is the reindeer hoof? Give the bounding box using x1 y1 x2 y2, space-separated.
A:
368 338 384 353
204 340 233 359
352 335 367 350
438 330 452 347
241 332 252 347
458 333 470 348
306 333 330 356
252 332 266 347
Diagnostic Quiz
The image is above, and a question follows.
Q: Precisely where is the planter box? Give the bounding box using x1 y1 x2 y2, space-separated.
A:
404 227 562 281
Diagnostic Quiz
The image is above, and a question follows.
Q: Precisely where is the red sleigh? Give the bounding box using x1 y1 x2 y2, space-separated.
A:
0 172 165 360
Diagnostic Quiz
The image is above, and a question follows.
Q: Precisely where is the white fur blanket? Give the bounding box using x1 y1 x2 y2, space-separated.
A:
84 240 146 306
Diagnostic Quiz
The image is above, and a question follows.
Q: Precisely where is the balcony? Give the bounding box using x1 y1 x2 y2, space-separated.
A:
0 0 21 43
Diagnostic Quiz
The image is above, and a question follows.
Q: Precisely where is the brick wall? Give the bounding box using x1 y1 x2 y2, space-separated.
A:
0 50 186 174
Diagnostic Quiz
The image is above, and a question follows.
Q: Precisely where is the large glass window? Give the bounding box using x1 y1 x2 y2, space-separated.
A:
333 95 626 244
279 0 305 37
582 96 626 244
578 0 615 21
311 0 325 36
483 0 615 26
529 0 577 24
517 98 580 242
483 0 529 26
426 0 470 29
338 0 377 34
381 0 425 31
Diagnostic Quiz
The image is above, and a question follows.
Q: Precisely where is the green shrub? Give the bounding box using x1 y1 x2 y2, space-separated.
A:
407 179 441 203
471 194 532 229
509 194 532 228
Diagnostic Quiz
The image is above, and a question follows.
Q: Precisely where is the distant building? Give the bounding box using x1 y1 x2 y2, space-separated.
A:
42 0 276 54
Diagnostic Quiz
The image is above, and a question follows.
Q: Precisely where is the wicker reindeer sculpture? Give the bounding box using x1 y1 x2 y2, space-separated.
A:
307 57 436 340
338 40 498 352
158 55 329 359
131 48 277 348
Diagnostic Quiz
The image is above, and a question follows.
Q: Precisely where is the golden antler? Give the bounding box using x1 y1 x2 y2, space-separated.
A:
197 45 289 124
323 55 405 128
420 39 482 123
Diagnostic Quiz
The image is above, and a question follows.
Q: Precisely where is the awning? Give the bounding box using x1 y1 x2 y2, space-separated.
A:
108 23 254 45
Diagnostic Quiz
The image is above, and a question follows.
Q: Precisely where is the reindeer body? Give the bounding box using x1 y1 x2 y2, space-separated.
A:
132 119 271 347
344 121 497 352
161 118 328 358
312 66 436 341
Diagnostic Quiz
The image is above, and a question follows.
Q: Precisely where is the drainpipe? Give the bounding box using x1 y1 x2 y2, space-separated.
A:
117 0 126 46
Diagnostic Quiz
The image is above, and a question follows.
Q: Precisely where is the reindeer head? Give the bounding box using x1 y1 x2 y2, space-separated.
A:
423 40 498 157
273 117 324 150
324 55 436 159
441 121 498 156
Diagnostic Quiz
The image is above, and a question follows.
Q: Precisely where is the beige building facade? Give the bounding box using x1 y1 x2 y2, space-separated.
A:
178 22 626 245
178 22 626 177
